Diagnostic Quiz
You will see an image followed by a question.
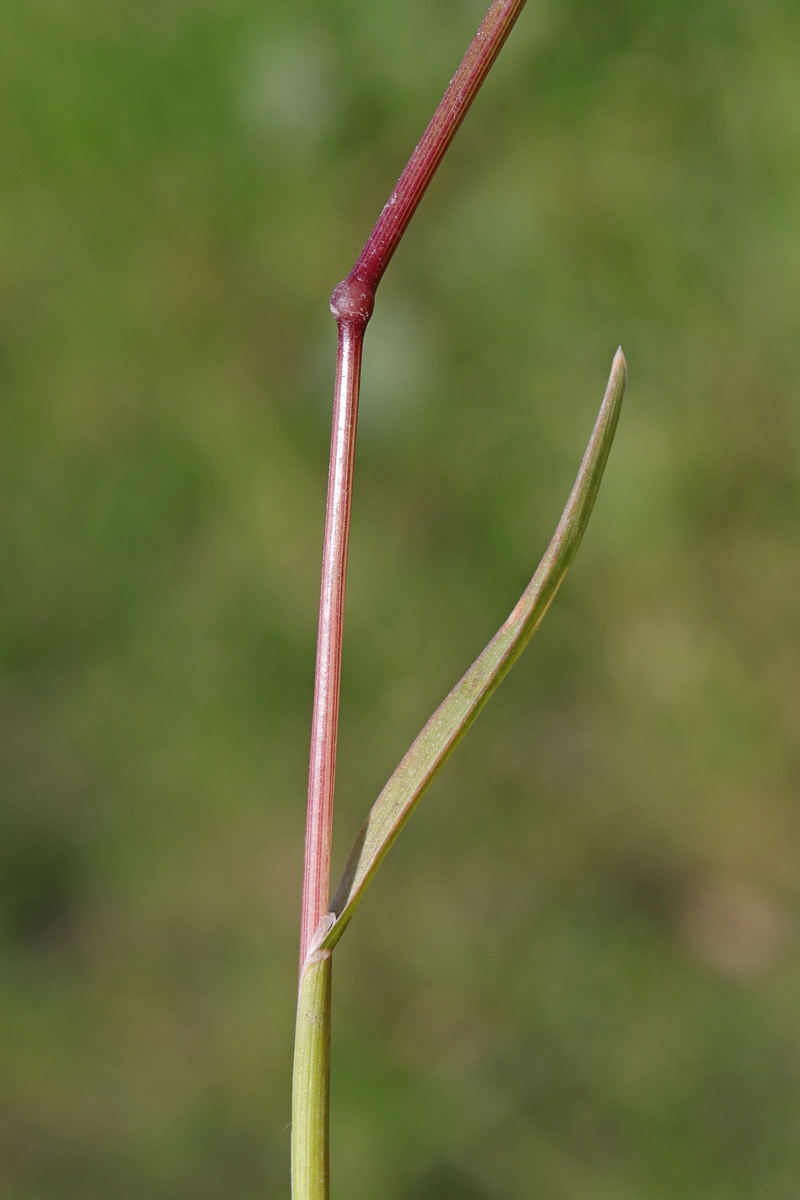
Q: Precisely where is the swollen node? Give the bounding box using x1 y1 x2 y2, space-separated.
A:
330 276 375 325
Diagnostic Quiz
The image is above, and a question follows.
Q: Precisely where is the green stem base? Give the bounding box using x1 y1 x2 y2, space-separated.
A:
291 952 332 1200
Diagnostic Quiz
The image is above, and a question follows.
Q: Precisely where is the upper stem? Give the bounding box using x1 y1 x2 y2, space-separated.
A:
348 0 528 296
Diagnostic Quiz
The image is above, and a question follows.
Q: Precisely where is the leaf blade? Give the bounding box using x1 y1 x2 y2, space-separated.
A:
321 349 627 952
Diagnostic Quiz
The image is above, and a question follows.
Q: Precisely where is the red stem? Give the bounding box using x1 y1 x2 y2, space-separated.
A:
300 0 529 968
300 314 367 965
350 0 528 297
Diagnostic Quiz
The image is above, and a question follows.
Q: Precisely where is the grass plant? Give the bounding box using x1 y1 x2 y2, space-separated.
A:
4 2 800 1197
292 4 626 1196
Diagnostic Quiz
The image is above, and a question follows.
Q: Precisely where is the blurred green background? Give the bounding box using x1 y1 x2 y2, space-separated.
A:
2 0 800 1196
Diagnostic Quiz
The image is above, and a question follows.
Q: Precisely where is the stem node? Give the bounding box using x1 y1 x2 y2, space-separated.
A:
330 276 375 325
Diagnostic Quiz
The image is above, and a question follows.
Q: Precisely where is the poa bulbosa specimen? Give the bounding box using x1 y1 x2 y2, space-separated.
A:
292 3 627 1196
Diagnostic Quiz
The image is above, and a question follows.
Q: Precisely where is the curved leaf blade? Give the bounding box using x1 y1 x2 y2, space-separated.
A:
320 348 627 953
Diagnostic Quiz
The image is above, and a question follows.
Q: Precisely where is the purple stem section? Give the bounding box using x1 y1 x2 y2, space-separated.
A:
301 316 366 967
300 0 529 967
349 0 528 298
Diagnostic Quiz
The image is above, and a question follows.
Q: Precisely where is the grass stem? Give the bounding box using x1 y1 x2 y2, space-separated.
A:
295 4 532 1196
291 952 332 1200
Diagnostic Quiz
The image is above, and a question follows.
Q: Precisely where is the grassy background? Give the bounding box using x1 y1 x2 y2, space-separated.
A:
2 1 800 1197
